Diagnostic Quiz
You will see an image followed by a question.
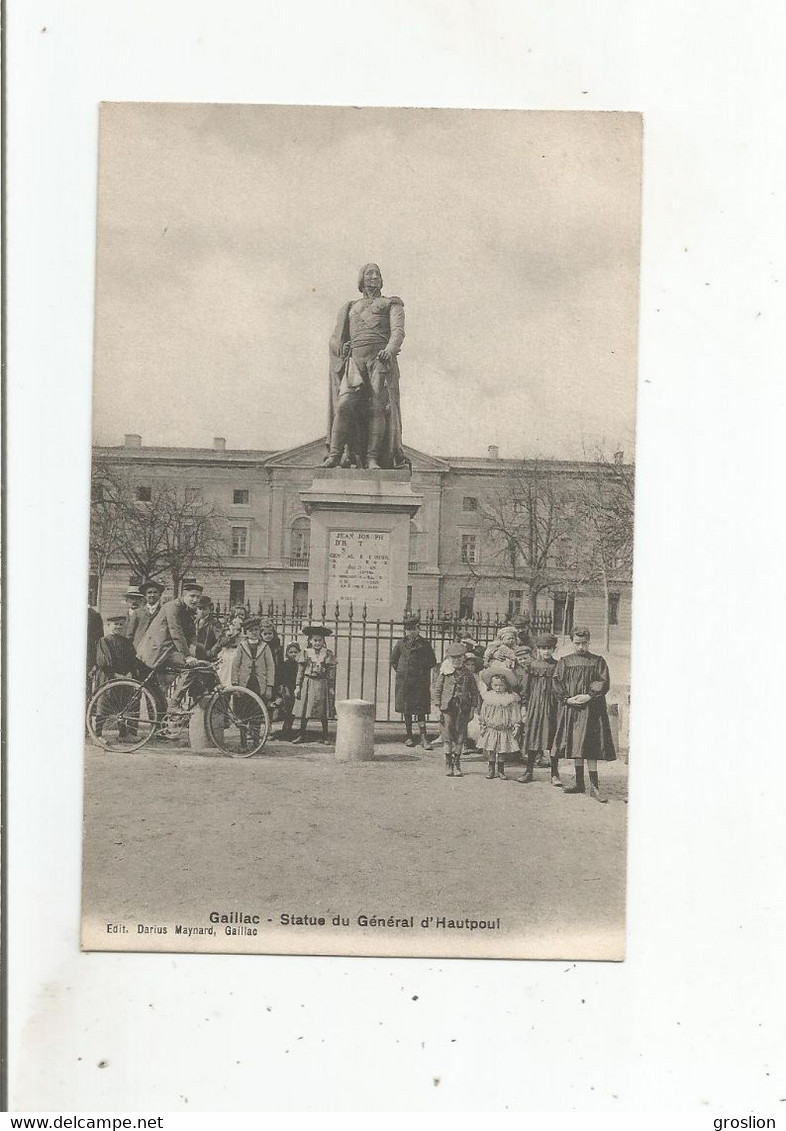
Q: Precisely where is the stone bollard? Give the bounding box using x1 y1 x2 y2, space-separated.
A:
334 699 375 762
188 697 221 751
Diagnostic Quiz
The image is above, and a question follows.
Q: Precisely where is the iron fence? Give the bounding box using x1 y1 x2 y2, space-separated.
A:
213 601 554 723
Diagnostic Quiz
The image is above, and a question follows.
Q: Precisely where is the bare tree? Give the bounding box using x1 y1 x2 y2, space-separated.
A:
89 459 131 605
157 484 226 597
475 465 583 619
90 457 226 598
574 446 636 649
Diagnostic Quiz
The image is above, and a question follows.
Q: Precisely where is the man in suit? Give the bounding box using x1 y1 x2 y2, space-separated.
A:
136 580 202 711
125 580 165 651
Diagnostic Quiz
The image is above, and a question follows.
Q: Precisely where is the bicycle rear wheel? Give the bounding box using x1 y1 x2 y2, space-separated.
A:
206 686 271 757
87 679 158 752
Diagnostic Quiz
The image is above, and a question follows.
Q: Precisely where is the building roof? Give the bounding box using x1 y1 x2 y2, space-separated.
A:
93 438 632 473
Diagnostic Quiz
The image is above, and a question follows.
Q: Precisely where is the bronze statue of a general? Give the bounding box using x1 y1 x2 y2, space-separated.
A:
324 263 410 470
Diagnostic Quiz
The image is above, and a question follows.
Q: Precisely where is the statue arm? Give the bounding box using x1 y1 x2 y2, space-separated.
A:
385 298 405 355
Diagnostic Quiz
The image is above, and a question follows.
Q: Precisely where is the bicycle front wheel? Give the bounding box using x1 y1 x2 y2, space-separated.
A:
87 679 158 753
206 686 271 758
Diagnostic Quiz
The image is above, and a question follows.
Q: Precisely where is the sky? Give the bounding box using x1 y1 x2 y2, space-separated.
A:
92 104 641 460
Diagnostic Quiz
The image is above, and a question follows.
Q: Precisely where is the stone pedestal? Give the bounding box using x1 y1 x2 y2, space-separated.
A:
188 699 221 751
334 699 375 762
300 468 423 620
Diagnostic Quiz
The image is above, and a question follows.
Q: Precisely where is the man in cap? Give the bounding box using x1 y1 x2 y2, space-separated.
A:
553 627 616 802
136 580 203 712
125 579 165 651
391 614 437 749
122 586 144 637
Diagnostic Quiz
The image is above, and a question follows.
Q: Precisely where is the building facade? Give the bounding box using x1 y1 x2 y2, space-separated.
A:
91 434 633 648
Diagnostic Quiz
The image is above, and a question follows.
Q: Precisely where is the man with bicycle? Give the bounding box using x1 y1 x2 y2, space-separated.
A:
136 580 204 713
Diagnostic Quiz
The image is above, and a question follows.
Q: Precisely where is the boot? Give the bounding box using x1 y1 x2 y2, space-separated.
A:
453 747 464 777
365 410 386 471
497 758 507 781
520 751 536 783
486 759 496 779
550 755 562 787
324 406 351 467
445 750 454 776
321 722 330 745
292 721 309 744
419 725 432 751
588 769 608 803
564 764 586 794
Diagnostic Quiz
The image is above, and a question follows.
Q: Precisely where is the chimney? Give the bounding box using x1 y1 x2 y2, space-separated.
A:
488 444 499 460
214 437 227 452
614 449 624 465
124 433 142 448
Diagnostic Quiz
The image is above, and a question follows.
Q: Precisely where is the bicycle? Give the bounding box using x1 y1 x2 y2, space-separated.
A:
86 658 271 758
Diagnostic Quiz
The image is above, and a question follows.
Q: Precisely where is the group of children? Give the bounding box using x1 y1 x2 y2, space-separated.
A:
427 623 617 803
215 610 337 744
91 593 616 798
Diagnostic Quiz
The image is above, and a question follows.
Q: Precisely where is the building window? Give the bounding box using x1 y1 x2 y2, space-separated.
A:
460 534 477 564
136 485 152 502
608 592 620 626
406 585 413 610
233 489 249 505
462 496 478 512
231 526 249 556
229 579 246 607
508 589 523 618
553 591 575 636
459 587 475 619
292 581 309 614
184 486 200 503
291 517 310 562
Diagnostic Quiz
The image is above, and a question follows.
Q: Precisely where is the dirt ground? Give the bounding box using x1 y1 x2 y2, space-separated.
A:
81 728 628 960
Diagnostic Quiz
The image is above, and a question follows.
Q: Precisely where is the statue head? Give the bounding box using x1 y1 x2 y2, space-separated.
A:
358 262 383 293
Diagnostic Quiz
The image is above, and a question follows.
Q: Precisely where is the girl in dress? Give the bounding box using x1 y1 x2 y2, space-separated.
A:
519 632 561 786
292 626 337 744
478 664 522 780
216 606 247 688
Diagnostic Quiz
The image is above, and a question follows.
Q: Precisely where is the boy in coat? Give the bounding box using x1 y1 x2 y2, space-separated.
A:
93 615 138 737
275 642 301 739
433 642 480 776
230 617 276 751
194 595 223 661
391 614 437 749
553 626 616 802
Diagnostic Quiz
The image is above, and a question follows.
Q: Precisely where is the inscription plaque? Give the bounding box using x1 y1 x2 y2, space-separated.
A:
327 530 391 608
